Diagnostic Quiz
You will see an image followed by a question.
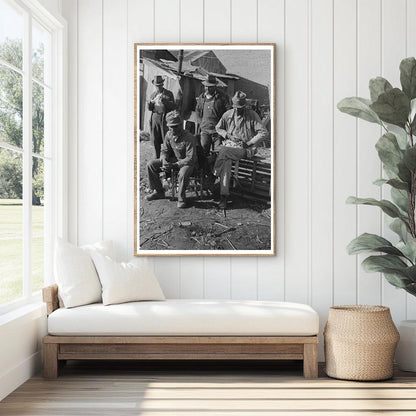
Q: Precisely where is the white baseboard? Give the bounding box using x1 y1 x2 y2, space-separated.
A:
0 351 42 401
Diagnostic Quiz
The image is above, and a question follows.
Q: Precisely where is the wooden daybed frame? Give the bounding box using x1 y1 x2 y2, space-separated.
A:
42 285 319 379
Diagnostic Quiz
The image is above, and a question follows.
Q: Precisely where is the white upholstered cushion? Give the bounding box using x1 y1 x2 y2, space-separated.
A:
90 253 165 305
54 239 114 308
47 299 319 336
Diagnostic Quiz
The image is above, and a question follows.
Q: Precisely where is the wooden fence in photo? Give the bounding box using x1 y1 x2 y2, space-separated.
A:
231 157 271 202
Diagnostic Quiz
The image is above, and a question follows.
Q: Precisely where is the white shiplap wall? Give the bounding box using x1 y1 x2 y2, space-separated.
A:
61 0 416 356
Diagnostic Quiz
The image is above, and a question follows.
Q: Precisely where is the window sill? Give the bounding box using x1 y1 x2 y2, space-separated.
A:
0 300 45 327
0 291 42 315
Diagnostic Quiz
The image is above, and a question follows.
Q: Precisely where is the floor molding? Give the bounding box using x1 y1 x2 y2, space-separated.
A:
0 350 42 401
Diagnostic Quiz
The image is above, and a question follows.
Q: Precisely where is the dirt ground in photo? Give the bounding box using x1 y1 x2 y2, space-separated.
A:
138 140 272 251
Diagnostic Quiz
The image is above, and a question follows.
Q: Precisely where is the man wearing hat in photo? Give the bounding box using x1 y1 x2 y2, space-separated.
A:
147 75 175 158
195 74 230 156
213 90 269 209
146 111 198 209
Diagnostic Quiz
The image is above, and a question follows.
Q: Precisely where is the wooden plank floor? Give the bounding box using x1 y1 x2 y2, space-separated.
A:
1 360 416 415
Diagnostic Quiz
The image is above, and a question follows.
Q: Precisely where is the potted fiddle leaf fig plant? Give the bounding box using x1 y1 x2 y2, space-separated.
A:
337 57 416 371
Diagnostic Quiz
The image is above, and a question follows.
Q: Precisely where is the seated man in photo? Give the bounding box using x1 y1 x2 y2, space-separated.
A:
214 91 269 209
146 111 198 209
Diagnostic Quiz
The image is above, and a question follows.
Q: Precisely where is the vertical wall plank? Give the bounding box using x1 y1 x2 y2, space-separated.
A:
284 0 309 304
61 0 78 245
381 0 407 322
155 0 180 42
407 0 416 64
257 0 285 301
180 258 204 298
310 0 334 359
127 0 154 281
229 0 258 300
333 0 357 305
356 0 382 305
152 0 181 297
154 260 181 298
77 0 103 245
103 0 128 260
203 0 231 42
231 258 258 299
204 258 231 299
407 0 416 319
127 0 154 263
203 0 232 299
178 0 205 297
230 0 257 42
180 0 203 43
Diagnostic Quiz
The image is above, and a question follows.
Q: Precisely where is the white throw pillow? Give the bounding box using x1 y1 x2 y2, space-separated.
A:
81 240 115 259
54 239 114 308
90 252 165 306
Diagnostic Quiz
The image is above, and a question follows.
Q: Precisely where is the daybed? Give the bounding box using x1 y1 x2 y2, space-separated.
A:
42 284 320 379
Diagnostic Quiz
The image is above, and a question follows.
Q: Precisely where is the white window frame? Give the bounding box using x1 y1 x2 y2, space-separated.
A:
0 0 67 315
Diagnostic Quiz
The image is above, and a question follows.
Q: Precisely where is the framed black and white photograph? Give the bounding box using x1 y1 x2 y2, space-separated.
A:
134 44 275 256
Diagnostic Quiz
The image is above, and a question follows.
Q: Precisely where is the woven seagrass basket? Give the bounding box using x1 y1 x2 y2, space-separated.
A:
324 305 399 381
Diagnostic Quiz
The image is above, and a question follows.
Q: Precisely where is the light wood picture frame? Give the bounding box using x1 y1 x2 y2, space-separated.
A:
134 44 275 256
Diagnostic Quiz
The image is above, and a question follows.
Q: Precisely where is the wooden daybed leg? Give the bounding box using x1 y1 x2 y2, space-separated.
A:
303 342 318 379
44 343 59 379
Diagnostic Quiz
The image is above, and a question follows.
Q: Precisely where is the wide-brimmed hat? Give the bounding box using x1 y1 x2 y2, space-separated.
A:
232 91 247 108
152 75 165 86
202 74 217 86
166 110 182 127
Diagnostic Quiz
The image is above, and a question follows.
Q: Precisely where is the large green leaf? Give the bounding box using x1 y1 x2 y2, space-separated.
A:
394 130 410 150
403 265 416 282
383 271 412 288
346 196 406 219
347 233 403 256
373 178 388 186
369 77 393 102
403 146 416 172
389 217 410 241
387 178 410 191
384 166 400 180
397 240 416 264
398 161 412 185
370 88 410 128
373 178 410 192
361 255 416 288
379 264 416 285
404 283 416 296
375 132 404 173
362 254 408 272
373 178 409 191
400 57 416 100
391 187 410 214
373 178 410 191
337 97 382 125
373 178 389 186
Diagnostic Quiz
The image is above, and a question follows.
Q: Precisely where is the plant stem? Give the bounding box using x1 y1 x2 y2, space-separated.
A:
409 124 416 238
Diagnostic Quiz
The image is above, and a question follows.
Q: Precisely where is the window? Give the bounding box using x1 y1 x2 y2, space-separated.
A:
0 0 66 312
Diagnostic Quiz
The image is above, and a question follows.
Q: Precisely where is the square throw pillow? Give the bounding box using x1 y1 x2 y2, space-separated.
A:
54 239 114 308
81 240 115 259
90 252 165 306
